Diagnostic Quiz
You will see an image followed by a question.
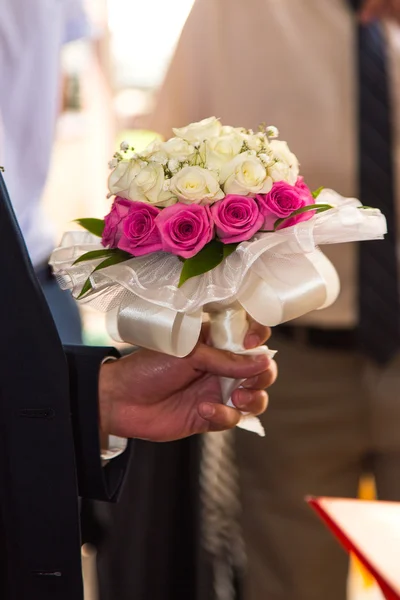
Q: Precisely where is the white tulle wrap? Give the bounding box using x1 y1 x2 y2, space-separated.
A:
50 190 387 436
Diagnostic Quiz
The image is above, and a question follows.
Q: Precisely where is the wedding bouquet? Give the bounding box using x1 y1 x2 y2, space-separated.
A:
50 117 386 435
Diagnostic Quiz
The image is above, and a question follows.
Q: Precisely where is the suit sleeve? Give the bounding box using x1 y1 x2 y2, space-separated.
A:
64 345 132 501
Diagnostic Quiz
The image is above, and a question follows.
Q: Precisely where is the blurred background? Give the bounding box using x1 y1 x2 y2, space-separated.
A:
41 1 385 599
43 0 194 346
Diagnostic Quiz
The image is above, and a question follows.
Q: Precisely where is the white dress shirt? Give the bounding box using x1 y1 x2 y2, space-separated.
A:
150 0 400 327
0 0 89 268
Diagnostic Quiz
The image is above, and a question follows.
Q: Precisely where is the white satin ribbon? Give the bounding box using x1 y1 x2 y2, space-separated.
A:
106 293 202 357
208 306 276 436
237 248 339 327
101 246 339 359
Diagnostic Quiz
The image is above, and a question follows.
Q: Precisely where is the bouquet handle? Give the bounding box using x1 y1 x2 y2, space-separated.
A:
208 304 276 436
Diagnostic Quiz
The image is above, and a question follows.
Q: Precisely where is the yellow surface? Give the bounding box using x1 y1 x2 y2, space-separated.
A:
351 477 377 588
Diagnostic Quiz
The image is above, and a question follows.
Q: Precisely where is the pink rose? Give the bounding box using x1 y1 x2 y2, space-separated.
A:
256 180 314 230
211 194 264 244
102 197 132 248
156 203 213 259
118 202 162 256
295 176 314 204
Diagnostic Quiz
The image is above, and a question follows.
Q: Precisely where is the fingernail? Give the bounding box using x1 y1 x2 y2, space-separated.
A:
254 353 269 364
245 333 260 349
242 377 257 389
234 389 252 409
200 403 215 419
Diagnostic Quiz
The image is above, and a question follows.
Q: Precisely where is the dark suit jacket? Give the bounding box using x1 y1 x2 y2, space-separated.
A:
0 173 130 600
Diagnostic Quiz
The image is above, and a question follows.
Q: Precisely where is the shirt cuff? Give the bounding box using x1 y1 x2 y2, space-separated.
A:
100 355 128 462
101 435 128 461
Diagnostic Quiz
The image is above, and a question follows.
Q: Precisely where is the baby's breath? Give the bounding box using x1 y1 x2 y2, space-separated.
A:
108 158 119 169
120 140 130 152
266 125 279 140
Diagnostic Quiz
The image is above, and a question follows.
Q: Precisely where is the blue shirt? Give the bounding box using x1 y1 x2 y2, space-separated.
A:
0 0 89 267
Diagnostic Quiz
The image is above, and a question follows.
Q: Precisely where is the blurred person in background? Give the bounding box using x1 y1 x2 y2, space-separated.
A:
149 0 400 599
0 0 90 344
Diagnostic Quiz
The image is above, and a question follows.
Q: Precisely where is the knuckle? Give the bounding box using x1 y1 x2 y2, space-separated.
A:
226 350 243 363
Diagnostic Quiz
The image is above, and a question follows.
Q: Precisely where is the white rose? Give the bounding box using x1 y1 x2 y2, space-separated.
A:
108 159 141 198
269 140 299 185
163 137 195 161
220 125 234 135
150 152 168 165
220 125 247 135
268 160 293 184
243 132 269 152
169 166 225 204
173 116 222 143
139 139 168 165
220 152 273 196
129 163 176 206
205 133 244 170
139 139 160 157
168 158 180 173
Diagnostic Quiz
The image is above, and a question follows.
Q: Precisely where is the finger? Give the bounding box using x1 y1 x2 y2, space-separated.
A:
198 402 241 432
231 389 269 415
241 359 278 390
199 321 211 344
244 316 271 349
121 349 203 398
190 343 270 379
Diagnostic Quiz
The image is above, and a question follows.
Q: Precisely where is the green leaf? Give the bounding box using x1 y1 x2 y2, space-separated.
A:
312 186 324 200
77 278 93 299
223 243 239 258
77 249 132 299
92 250 132 271
178 240 225 288
73 248 116 265
274 203 333 230
75 218 105 238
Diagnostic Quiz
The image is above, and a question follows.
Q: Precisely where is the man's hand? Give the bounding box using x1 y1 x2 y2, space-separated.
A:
359 0 400 24
99 322 276 442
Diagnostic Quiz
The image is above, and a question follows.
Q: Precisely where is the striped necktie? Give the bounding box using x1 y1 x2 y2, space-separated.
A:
349 0 400 363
